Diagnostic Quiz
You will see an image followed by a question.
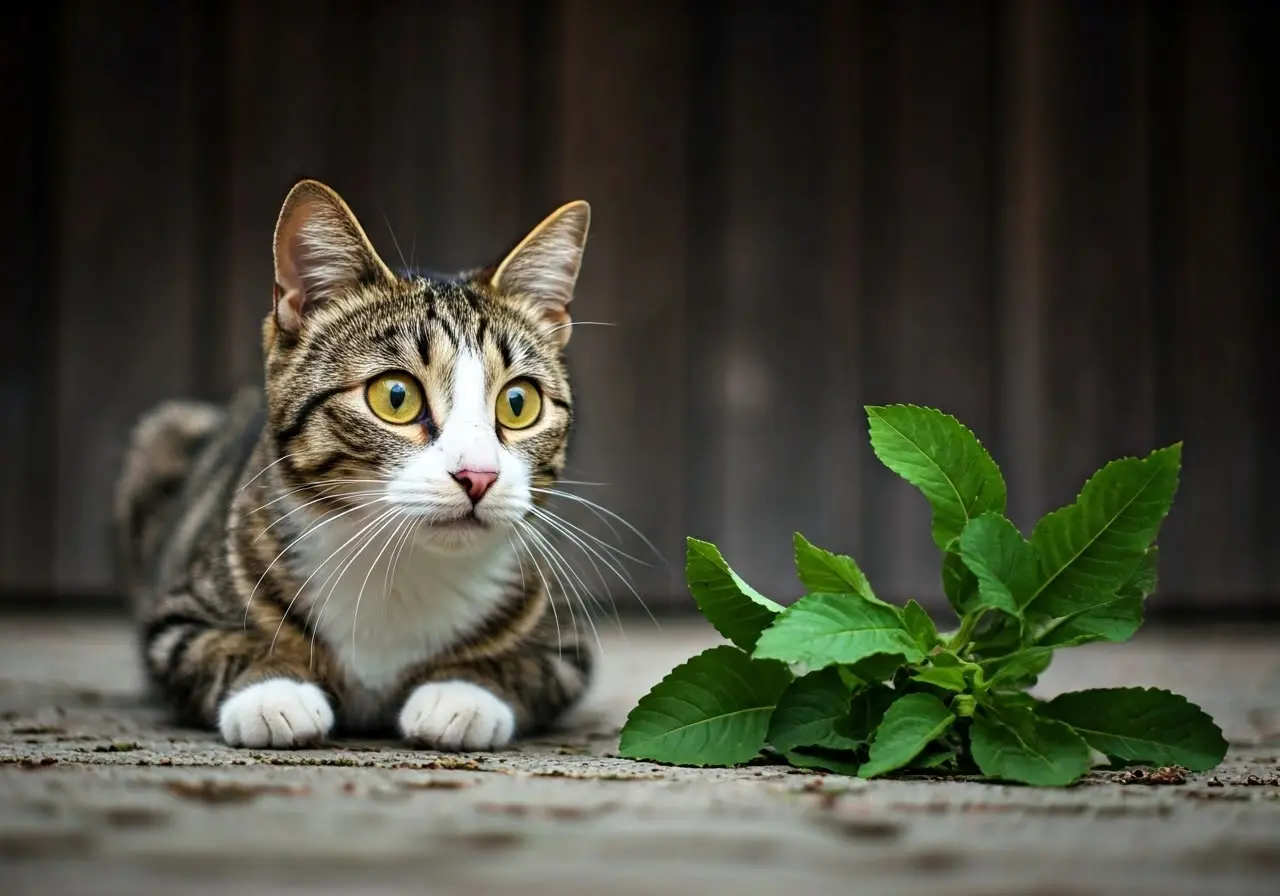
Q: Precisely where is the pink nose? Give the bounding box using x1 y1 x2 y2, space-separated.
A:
451 469 498 503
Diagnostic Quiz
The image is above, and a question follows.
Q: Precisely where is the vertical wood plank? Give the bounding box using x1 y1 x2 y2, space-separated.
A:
553 0 691 606
996 0 1055 535
717 2 827 599
1034 1 1156 513
222 0 374 395
682 0 731 597
53 0 204 591
816 0 867 567
1154 0 1265 602
0 5 58 591
363 0 529 276
858 0 999 609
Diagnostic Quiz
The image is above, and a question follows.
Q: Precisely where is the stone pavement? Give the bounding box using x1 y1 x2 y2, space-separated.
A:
2 615 1279 895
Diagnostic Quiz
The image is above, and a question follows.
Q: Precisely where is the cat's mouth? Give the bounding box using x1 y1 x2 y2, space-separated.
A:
426 513 488 532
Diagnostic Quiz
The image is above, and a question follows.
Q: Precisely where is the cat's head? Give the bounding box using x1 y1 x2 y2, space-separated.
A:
261 178 590 554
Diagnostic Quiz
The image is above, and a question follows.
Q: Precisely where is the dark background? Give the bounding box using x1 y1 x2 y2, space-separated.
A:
2 0 1276 620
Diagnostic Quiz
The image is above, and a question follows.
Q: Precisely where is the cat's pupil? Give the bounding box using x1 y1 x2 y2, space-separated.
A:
389 383 406 410
508 389 524 417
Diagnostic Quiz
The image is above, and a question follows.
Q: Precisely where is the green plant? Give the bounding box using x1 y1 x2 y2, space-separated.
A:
617 405 1227 786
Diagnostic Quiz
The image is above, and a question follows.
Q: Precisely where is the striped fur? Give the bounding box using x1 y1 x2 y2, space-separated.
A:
113 179 595 750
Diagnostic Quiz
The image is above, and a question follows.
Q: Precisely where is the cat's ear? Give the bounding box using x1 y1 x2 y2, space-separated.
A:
271 179 395 336
487 200 591 348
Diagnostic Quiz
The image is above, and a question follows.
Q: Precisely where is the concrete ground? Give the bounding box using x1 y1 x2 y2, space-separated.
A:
2 615 1279 896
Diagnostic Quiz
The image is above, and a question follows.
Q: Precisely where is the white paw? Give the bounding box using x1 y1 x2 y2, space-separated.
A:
399 681 516 752
217 678 334 749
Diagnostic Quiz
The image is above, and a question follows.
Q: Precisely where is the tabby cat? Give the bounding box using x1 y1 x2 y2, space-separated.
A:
113 179 595 751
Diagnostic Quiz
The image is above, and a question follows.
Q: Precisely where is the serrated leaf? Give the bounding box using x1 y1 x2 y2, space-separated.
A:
958 512 1034 616
858 693 956 778
767 668 862 754
969 708 1092 786
1025 445 1181 620
1118 547 1159 600
754 592 924 669
793 533 878 602
618 645 792 766
785 747 862 776
942 552 980 616
902 600 939 651
686 538 784 652
1039 687 1228 772
1034 595 1143 648
983 647 1054 689
865 404 1007 551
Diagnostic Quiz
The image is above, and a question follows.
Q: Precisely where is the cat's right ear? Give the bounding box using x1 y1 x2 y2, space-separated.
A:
271 179 394 336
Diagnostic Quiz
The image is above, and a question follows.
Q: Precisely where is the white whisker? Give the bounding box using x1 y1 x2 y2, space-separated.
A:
511 525 561 657
245 498 385 629
350 510 409 669
253 489 388 543
544 320 618 338
528 505 639 638
268 502 389 653
519 519 603 655
238 452 298 492
531 488 665 569
306 507 401 669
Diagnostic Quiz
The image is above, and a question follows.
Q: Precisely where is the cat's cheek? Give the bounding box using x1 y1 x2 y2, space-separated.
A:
398 681 516 752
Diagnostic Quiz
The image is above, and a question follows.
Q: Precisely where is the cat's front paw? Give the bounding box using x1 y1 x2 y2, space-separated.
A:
218 678 334 748
398 681 516 752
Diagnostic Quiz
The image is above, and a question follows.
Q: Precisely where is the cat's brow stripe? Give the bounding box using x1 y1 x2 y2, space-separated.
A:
277 384 348 449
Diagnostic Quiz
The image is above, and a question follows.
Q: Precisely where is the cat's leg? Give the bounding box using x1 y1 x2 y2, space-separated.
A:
142 596 336 749
394 624 594 752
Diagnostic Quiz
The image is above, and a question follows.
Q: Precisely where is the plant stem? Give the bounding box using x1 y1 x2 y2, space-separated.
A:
947 610 985 652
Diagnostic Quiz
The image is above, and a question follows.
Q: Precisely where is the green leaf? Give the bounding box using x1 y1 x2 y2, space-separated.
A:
1034 595 1143 648
969 708 1092 786
846 653 909 685
859 693 956 779
785 747 862 776
793 533 878 602
983 647 1054 690
767 668 862 754
1024 445 1181 620
1118 547 1159 600
754 592 925 669
902 599 939 651
618 645 792 766
685 538 784 651
865 404 1007 551
911 664 969 693
1039 687 1228 772
958 512 1035 616
909 747 958 770
941 552 980 617
846 684 899 742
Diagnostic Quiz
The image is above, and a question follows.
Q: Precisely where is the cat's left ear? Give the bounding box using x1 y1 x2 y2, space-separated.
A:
487 200 591 348
272 179 395 336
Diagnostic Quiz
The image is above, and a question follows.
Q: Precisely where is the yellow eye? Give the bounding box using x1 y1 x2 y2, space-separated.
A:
365 372 426 425
496 378 542 430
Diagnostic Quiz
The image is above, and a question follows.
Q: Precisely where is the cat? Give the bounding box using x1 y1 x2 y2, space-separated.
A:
113 178 596 751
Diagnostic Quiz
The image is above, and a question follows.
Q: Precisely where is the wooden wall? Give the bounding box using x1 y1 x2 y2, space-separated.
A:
2 0 1276 615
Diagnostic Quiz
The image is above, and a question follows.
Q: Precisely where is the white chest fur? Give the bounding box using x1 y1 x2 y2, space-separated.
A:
290 511 517 728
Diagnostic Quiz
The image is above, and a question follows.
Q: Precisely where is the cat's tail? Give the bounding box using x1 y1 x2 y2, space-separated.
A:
112 400 226 603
